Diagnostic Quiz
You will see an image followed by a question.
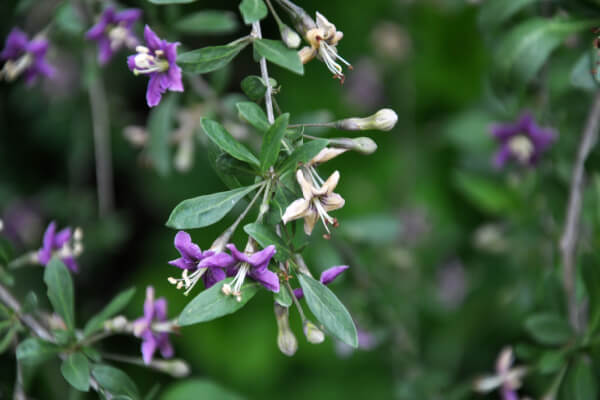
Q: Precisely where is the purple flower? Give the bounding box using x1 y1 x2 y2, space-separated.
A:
1 28 55 84
133 286 174 365
223 243 279 300
127 25 183 107
167 231 234 293
473 347 528 399
86 7 142 65
490 112 555 168
37 221 81 272
294 265 349 300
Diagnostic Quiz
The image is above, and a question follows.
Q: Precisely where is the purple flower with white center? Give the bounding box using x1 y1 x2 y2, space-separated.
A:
37 221 82 272
293 265 349 299
490 112 555 169
133 286 174 365
127 25 183 108
473 347 528 400
222 243 279 301
86 7 142 65
0 28 55 84
167 231 234 294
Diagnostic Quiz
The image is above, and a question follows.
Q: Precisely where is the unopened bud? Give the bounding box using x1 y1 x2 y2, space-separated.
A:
105 315 130 332
151 359 191 378
303 320 325 344
280 24 302 49
275 304 297 356
123 126 148 147
337 108 398 132
327 137 378 155
73 227 83 242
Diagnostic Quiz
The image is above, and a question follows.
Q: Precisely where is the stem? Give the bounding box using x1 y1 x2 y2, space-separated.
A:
285 279 306 322
7 252 37 270
86 50 114 217
560 91 600 332
257 179 273 223
289 122 336 129
224 183 266 238
265 0 284 27
252 21 275 124
13 339 26 400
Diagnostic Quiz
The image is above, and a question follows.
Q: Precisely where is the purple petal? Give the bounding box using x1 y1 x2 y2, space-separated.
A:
158 334 174 358
143 25 162 51
168 258 193 270
517 112 535 132
320 265 349 285
154 298 168 321
490 123 520 142
293 288 304 300
26 39 48 57
143 286 155 321
115 9 142 25
38 222 56 265
501 387 519 400
62 256 79 273
146 74 163 107
1 28 28 60
173 231 203 262
493 146 511 170
97 37 113 65
198 252 235 269
141 334 157 365
127 54 137 71
249 267 280 292
202 268 226 288
247 245 276 269
226 243 252 264
32 58 55 79
167 64 184 92
54 227 71 248
164 42 179 65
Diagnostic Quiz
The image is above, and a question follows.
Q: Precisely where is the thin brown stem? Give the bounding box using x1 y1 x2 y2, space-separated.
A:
560 91 600 332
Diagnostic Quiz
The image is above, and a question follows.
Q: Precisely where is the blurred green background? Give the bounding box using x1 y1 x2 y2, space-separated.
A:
2 0 591 398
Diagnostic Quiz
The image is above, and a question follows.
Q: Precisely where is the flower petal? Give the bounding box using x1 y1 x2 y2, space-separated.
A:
154 298 168 321
141 335 157 365
321 170 340 194
293 288 304 300
173 231 203 262
198 252 235 269
303 209 319 235
322 192 345 212
143 25 162 51
143 286 155 321
115 8 142 25
146 73 163 107
62 256 79 273
202 268 226 288
158 333 174 358
167 64 184 92
249 267 280 292
319 265 349 285
282 198 311 224
38 221 56 265
54 227 71 248
248 245 276 269
1 28 28 60
226 243 251 264
296 169 314 200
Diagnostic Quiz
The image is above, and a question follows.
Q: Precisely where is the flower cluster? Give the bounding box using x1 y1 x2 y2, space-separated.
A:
37 221 83 272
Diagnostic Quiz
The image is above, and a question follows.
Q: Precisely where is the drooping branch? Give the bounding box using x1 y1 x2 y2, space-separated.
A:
560 91 600 331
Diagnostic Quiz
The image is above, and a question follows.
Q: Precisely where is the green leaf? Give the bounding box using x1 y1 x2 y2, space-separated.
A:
54 3 84 35
253 39 304 75
537 350 566 375
260 113 289 172
239 0 268 25
178 278 259 326
453 172 518 214
297 273 358 348
0 237 14 266
524 313 572 346
16 337 59 365
147 94 177 176
92 364 140 400
61 352 90 392
563 357 597 400
244 223 292 262
496 18 597 82
167 184 261 229
478 0 537 30
571 51 599 91
83 288 136 337
274 285 292 307
177 41 249 74
160 379 243 400
201 118 260 166
236 101 270 133
176 11 238 35
43 258 75 331
583 256 600 337
148 0 196 4
241 75 277 101
0 327 17 354
277 139 329 174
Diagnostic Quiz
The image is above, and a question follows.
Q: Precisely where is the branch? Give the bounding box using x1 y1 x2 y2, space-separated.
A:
560 91 600 331
252 21 275 124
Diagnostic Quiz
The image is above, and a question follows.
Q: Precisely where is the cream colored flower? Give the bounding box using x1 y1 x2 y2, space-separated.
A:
282 170 345 235
307 147 348 166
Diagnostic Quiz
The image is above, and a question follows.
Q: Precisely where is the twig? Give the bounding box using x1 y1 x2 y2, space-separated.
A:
252 21 275 124
86 50 115 217
560 91 600 332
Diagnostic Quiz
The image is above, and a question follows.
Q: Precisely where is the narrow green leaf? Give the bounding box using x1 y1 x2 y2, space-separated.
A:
178 278 259 326
253 39 304 75
177 41 249 74
524 313 572 346
496 18 597 82
92 364 140 400
43 258 75 331
167 184 260 229
201 118 260 166
16 337 59 365
147 94 177 177
563 357 597 400
61 352 90 392
274 285 292 307
239 0 268 25
161 379 243 400
260 113 289 172
241 75 277 101
244 223 292 262
236 101 270 133
176 11 238 35
298 273 358 348
0 327 17 354
571 51 598 91
83 288 136 337
478 0 537 30
277 139 329 174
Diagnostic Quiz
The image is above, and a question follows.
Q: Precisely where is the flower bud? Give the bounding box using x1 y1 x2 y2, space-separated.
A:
336 108 398 132
303 320 325 344
280 24 302 49
275 304 297 356
123 126 148 147
151 359 191 378
105 315 130 332
327 137 378 155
